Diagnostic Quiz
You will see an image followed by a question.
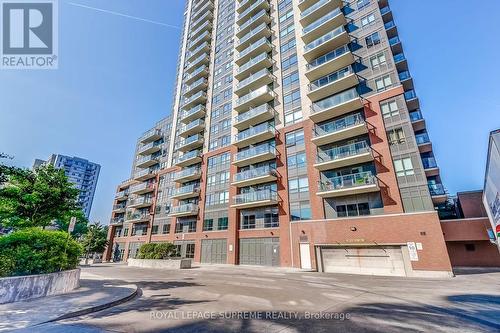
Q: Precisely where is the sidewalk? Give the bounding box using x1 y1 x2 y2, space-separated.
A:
0 270 138 332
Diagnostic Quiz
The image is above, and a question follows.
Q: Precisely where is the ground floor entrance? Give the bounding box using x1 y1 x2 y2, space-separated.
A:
317 246 407 277
239 237 280 266
201 239 227 264
174 240 195 259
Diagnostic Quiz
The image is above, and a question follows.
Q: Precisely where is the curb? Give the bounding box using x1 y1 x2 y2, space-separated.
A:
36 284 139 325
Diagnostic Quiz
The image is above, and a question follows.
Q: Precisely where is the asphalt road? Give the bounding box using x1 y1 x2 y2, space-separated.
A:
22 264 500 332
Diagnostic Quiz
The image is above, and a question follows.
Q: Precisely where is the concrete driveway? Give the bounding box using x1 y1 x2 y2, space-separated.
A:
25 264 500 332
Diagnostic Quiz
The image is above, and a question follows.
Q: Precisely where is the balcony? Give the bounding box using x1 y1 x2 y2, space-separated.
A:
234 122 276 147
235 68 274 96
231 189 278 209
398 70 413 90
185 78 208 97
384 20 398 38
133 168 157 181
182 91 207 110
317 171 379 198
302 8 346 44
305 44 354 81
410 110 425 131
129 182 155 195
304 25 349 62
236 0 270 25
173 166 202 183
184 65 209 85
429 184 447 204
168 203 199 217
393 53 408 72
175 150 202 167
177 134 204 152
237 23 271 51
312 113 367 146
171 184 201 200
388 35 402 54
232 165 277 187
126 212 150 223
234 104 275 130
416 133 432 153
112 203 126 213
191 11 213 31
234 85 275 112
185 53 210 73
191 1 214 22
237 0 254 14
189 21 212 41
189 31 212 51
137 142 161 156
115 190 128 201
310 88 363 123
110 217 124 226
187 41 211 62
128 197 153 208
314 141 372 171
404 89 420 111
422 157 439 177
299 0 343 26
307 66 358 102
237 10 271 38
179 119 205 138
180 105 206 124
236 52 273 80
233 143 277 167
236 37 273 65
139 128 162 143
136 155 159 168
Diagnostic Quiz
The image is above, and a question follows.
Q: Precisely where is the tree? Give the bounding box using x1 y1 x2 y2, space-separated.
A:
0 164 83 230
81 222 108 262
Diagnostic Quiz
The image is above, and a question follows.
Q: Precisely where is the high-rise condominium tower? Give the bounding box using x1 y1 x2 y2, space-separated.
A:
106 0 453 277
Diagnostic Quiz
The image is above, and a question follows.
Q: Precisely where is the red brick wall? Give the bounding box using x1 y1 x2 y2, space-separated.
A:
446 241 500 267
457 191 488 218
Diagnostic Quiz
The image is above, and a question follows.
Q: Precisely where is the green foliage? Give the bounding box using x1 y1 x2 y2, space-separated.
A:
81 222 108 256
0 228 82 277
0 164 84 230
55 210 89 238
137 242 178 259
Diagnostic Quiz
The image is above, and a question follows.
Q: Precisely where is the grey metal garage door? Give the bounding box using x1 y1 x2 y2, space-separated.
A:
320 246 407 277
201 239 227 264
239 238 280 266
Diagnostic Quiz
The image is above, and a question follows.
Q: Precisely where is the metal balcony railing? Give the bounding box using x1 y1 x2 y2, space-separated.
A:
319 171 376 192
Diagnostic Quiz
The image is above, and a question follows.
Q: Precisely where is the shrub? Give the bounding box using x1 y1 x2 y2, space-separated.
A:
137 242 178 259
0 228 82 277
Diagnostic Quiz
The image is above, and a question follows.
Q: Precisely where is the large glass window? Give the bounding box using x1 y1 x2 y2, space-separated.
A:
290 201 311 221
336 203 370 217
394 158 415 177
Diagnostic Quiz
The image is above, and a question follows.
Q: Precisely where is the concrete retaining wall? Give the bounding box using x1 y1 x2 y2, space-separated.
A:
127 258 191 269
0 269 80 304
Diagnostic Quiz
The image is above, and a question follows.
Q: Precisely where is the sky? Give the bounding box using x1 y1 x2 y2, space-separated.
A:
1 0 499 224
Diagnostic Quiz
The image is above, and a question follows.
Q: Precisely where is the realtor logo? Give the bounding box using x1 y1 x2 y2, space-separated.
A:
1 0 58 69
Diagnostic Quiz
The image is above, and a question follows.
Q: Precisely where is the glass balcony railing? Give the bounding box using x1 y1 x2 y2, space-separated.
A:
389 36 400 46
126 212 149 221
238 37 272 60
184 65 207 82
311 87 359 114
174 166 201 180
235 104 273 124
238 53 270 74
233 165 276 183
316 141 370 163
314 113 364 138
170 203 199 215
236 85 274 107
110 217 124 225
233 189 277 205
380 6 391 15
309 66 353 91
178 134 203 148
238 9 268 33
238 0 266 22
305 26 345 52
177 150 201 163
237 68 272 90
319 171 376 192
235 122 275 142
129 182 154 193
113 203 127 211
394 53 406 63
189 31 211 49
428 183 446 196
183 91 206 106
384 21 396 30
115 190 128 198
172 184 200 196
128 197 153 206
137 141 161 154
398 71 411 81
181 105 205 120
239 23 269 46
301 0 329 18
306 44 349 71
303 8 342 35
139 128 162 142
134 168 155 179
186 54 208 70
415 133 430 145
409 110 423 122
404 90 417 100
234 143 277 162
188 41 210 59
179 119 204 133
136 155 158 166
422 157 438 169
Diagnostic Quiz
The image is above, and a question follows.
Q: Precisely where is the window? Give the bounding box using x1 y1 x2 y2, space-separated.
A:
365 32 381 47
285 108 303 126
388 128 406 145
186 244 195 258
288 177 309 194
357 0 370 10
394 158 415 177
285 129 305 146
375 75 393 92
287 152 307 169
370 53 387 69
336 203 370 217
281 54 297 71
218 217 228 230
162 224 170 234
203 219 214 231
282 71 299 88
283 89 301 110
361 13 375 27
290 201 311 221
381 100 399 118
151 225 159 235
